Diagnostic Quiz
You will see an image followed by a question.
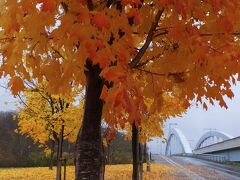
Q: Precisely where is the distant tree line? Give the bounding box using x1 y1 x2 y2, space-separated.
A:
0 111 133 167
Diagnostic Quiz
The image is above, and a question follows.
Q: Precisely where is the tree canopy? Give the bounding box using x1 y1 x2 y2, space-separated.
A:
17 87 82 152
1 0 240 140
2 1 240 179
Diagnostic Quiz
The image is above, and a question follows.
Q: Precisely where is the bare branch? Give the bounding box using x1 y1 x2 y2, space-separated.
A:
63 126 78 138
153 31 240 38
87 0 94 10
16 94 28 107
0 84 8 90
135 51 165 68
51 47 66 60
129 8 165 68
133 67 166 76
133 67 190 80
200 32 240 36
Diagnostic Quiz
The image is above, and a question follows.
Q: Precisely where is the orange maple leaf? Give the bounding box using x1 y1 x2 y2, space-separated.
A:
37 0 56 12
8 76 25 95
76 7 89 23
91 13 111 30
127 9 143 26
5 19 20 35
203 102 208 110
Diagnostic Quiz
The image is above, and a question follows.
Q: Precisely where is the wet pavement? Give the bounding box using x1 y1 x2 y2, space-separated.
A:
153 155 240 180
173 156 240 179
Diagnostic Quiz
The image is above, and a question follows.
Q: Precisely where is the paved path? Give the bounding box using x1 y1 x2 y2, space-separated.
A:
173 156 240 180
153 155 240 180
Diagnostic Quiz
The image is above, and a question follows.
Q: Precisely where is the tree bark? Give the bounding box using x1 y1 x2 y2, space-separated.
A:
102 141 105 179
143 143 147 163
139 143 143 180
75 60 104 180
132 123 139 180
49 140 55 170
56 125 64 180
107 142 111 165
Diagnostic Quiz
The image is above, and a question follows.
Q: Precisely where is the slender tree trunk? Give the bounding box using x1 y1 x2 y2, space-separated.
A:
75 61 104 180
107 142 111 165
56 145 60 180
132 123 139 180
56 125 64 180
143 143 147 163
139 143 143 180
56 140 60 164
102 141 106 179
49 140 55 170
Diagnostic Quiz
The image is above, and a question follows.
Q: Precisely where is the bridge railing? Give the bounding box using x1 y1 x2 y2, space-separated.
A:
174 153 227 163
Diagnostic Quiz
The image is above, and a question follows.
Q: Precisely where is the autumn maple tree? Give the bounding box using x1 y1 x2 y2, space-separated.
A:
17 90 82 151
122 91 186 178
15 82 83 179
1 0 240 179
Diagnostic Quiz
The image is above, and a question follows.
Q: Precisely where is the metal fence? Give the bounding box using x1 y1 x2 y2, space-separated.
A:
174 153 227 163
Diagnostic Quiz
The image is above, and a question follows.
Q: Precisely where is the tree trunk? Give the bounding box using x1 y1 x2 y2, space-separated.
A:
107 142 111 165
143 143 147 163
102 141 105 179
132 123 139 180
139 143 143 180
49 140 55 170
56 125 64 180
75 60 104 180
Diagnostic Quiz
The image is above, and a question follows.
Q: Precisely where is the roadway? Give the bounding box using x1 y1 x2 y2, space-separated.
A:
152 155 240 180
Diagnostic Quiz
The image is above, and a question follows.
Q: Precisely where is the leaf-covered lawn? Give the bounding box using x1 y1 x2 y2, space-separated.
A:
0 164 175 180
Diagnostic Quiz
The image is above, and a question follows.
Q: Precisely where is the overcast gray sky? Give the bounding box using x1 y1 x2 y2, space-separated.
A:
1 79 240 154
149 84 240 154
0 78 18 112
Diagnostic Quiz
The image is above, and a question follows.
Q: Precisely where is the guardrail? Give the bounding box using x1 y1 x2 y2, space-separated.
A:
174 153 227 163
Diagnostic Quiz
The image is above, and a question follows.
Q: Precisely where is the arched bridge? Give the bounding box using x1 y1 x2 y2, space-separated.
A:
165 128 192 156
165 128 240 161
194 131 233 149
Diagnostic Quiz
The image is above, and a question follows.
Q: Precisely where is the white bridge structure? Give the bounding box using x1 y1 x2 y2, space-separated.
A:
165 128 240 162
165 128 192 156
